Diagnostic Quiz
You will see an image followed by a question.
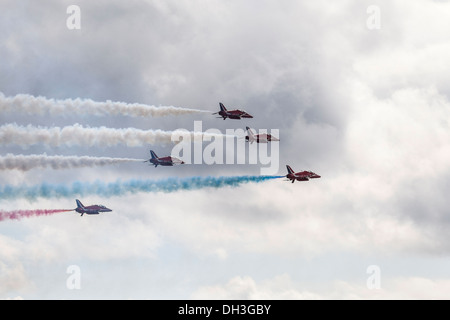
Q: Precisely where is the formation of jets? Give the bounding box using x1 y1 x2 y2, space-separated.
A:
150 102 319 183
74 101 320 216
212 102 319 183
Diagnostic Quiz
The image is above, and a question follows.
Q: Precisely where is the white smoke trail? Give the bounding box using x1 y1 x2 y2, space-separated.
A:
0 92 210 117
0 123 229 148
0 154 142 171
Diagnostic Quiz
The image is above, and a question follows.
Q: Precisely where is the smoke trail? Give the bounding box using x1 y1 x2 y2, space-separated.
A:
0 123 227 148
0 154 142 171
0 92 209 117
0 175 283 200
0 209 73 221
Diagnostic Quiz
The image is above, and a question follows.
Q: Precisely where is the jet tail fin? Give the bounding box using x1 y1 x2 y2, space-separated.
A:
150 150 158 159
286 165 295 175
76 199 84 209
246 126 255 143
219 102 227 112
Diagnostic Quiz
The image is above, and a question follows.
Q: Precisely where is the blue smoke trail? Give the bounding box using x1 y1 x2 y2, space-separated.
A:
0 175 283 200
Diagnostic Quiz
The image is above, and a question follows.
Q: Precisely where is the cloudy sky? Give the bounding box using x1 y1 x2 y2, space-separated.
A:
1 0 450 299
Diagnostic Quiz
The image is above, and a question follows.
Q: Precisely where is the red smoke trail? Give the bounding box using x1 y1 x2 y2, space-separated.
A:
0 209 73 221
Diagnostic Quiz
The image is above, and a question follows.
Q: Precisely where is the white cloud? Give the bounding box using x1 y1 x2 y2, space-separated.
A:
192 274 321 300
0 235 30 296
192 273 450 300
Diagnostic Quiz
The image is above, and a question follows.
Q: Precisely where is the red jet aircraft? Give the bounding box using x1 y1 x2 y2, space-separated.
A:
213 102 253 120
145 150 184 167
75 199 112 216
245 127 280 144
285 165 321 183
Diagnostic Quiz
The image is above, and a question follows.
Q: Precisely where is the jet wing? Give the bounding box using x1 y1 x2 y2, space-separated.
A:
170 157 185 165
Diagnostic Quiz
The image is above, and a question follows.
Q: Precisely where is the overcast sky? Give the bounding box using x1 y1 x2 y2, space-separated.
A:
1 0 450 299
